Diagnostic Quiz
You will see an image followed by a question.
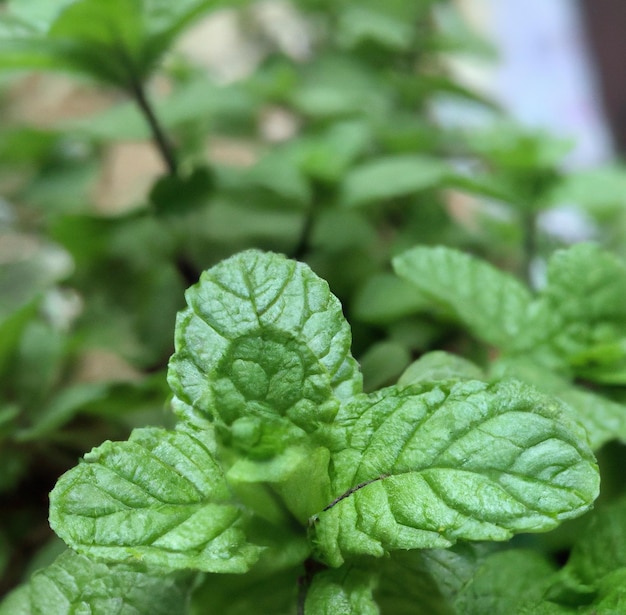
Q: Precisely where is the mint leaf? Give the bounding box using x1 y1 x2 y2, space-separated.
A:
0 549 194 615
227 444 332 523
526 243 626 380
453 549 556 614
359 341 411 392
352 273 431 324
340 155 449 207
0 0 230 85
376 546 486 614
191 566 301 615
492 357 626 450
305 566 379 615
168 250 362 457
49 426 261 572
311 380 598 566
587 568 626 614
561 496 626 588
398 351 483 388
393 246 533 348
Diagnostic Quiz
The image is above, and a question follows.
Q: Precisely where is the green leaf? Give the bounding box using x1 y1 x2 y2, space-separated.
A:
352 273 431 325
168 250 362 457
359 341 411 392
393 246 533 349
337 5 415 51
49 426 261 572
299 120 372 183
0 237 72 322
64 77 256 141
227 444 332 523
190 566 301 615
453 549 557 615
491 357 626 450
0 0 231 85
305 566 380 615
150 166 214 217
0 549 194 615
525 243 626 378
588 568 626 614
546 164 626 219
290 55 392 119
376 546 486 614
311 380 598 567
562 496 626 588
398 351 483 388
16 383 110 441
340 155 449 207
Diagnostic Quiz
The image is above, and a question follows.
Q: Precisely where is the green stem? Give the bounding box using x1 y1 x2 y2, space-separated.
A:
522 210 537 286
127 75 178 177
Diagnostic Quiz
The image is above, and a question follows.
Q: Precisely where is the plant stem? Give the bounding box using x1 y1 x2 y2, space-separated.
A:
522 210 537 287
127 75 178 176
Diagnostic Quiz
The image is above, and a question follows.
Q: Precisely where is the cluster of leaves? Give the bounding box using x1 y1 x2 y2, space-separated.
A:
1 0 626 612
0 250 605 613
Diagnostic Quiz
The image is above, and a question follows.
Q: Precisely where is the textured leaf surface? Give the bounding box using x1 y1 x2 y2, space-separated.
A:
311 380 598 566
562 496 626 587
190 567 300 615
453 549 556 615
493 356 626 450
305 566 380 615
375 546 487 615
393 246 532 348
49 427 260 572
168 250 361 456
524 243 626 377
0 549 193 615
398 351 483 388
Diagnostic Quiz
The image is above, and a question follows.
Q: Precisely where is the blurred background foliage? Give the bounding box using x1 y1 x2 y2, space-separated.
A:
2 0 626 600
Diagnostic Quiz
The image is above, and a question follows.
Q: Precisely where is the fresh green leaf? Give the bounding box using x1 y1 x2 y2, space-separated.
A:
0 237 72 322
299 120 372 183
311 380 598 566
525 243 626 378
16 383 110 441
150 166 214 217
340 155 449 207
49 426 261 572
337 5 415 51
359 341 411 392
453 549 557 614
190 566 300 615
291 55 392 119
398 351 483 388
310 209 378 253
492 357 626 450
546 164 626 220
587 568 626 614
0 549 194 615
0 0 232 85
375 545 486 615
227 444 332 523
561 496 626 588
305 565 380 615
352 273 431 325
393 246 533 348
168 250 362 457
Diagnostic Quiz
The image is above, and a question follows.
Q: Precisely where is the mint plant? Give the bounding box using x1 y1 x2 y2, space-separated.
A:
1 250 600 613
3 0 626 611
393 242 626 450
